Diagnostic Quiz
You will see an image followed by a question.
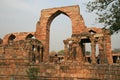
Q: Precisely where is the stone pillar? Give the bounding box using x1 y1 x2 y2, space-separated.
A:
63 40 68 62
98 37 108 64
40 45 44 62
81 43 86 62
76 43 84 62
91 40 96 64
101 29 113 64
104 35 113 64
80 43 84 57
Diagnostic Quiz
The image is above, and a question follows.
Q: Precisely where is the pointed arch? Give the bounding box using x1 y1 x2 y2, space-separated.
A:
46 10 72 52
36 5 86 62
8 34 16 41
49 12 72 52
47 10 70 29
89 30 96 34
7 34 16 44
25 34 35 40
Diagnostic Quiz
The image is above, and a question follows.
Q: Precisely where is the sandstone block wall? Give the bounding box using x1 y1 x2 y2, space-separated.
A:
0 63 120 80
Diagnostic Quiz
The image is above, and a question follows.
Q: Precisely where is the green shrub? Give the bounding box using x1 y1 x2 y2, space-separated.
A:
26 67 40 80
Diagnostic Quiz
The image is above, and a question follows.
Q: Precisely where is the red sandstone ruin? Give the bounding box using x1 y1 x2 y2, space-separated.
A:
0 5 120 80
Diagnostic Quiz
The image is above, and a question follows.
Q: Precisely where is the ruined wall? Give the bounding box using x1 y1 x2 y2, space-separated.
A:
0 38 43 65
0 63 120 80
0 5 119 80
3 32 35 45
0 41 29 64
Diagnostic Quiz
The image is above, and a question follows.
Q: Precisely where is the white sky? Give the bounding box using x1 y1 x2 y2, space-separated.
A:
0 0 120 52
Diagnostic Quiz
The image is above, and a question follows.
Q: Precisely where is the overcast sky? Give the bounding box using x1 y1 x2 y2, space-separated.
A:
0 0 120 52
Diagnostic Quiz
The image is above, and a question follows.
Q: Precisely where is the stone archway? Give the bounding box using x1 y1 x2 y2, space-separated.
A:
50 13 72 52
35 5 86 62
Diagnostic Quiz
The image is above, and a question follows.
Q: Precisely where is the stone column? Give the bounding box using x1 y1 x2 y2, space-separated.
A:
104 35 113 64
40 45 44 62
102 29 113 64
81 43 86 62
63 40 68 62
98 37 108 64
82 43 85 57
76 43 84 62
91 40 96 64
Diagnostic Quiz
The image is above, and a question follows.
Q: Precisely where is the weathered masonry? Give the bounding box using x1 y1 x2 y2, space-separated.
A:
35 5 85 62
0 5 120 80
35 5 113 64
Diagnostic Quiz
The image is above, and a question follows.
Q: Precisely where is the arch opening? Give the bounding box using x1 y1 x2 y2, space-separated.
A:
8 34 16 41
47 10 69 27
8 34 16 44
49 12 72 53
25 34 35 40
